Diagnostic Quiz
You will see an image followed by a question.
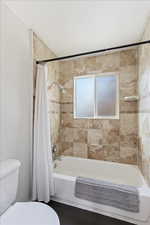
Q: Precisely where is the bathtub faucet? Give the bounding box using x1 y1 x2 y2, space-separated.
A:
52 144 61 161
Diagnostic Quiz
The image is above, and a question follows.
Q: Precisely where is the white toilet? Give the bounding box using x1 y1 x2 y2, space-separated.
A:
0 159 60 225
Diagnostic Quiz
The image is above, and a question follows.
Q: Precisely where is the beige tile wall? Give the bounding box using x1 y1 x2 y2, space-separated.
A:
33 32 139 166
59 49 138 164
138 19 150 185
33 33 60 154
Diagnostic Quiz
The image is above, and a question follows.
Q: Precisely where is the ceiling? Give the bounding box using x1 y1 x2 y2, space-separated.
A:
4 0 150 57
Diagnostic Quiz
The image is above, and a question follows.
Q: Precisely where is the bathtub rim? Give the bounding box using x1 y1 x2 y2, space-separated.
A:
54 156 148 188
52 172 150 225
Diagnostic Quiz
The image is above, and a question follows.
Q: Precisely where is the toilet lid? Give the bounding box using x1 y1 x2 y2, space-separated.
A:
1 202 60 225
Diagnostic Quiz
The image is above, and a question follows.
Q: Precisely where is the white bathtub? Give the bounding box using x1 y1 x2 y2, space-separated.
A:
52 156 150 225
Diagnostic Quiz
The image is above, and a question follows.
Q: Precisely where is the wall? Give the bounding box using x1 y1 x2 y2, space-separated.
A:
59 49 138 164
33 33 60 155
138 19 150 185
0 3 33 201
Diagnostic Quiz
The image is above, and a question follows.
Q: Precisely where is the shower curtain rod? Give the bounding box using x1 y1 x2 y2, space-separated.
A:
36 40 150 64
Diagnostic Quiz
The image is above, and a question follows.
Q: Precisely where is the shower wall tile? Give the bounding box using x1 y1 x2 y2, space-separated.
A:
88 120 103 129
95 52 120 72
102 120 120 144
74 119 89 129
73 143 88 158
120 113 138 136
60 127 74 142
120 146 137 160
60 142 73 156
88 145 105 160
87 129 104 145
120 82 137 99
138 18 150 186
119 152 137 165
120 134 138 148
72 57 87 75
120 100 137 113
73 128 87 143
59 48 138 165
120 49 137 66
61 113 74 128
120 135 138 165
104 129 120 145
88 143 120 161
61 89 73 103
104 143 120 162
61 103 73 113
120 65 138 86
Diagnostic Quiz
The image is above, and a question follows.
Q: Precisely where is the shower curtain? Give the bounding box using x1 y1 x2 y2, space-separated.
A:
32 64 54 203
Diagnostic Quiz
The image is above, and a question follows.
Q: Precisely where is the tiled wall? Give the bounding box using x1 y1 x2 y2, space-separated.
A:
33 33 60 152
138 19 150 185
33 32 139 165
59 49 138 164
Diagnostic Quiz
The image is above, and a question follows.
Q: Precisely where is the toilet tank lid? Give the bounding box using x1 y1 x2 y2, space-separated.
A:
0 159 21 179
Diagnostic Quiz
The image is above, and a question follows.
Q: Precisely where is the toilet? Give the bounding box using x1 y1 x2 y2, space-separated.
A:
0 159 60 225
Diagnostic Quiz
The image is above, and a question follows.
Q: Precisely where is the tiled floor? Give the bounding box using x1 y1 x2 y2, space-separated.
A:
49 201 134 225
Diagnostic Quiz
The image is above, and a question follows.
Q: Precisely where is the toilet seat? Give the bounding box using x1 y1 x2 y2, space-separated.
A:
1 202 60 225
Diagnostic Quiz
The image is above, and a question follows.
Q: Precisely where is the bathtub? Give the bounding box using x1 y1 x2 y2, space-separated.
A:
52 156 150 225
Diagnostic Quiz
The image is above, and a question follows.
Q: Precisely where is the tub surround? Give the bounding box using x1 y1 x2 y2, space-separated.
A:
138 18 150 185
32 31 150 224
33 32 150 168
33 33 60 155
59 49 138 165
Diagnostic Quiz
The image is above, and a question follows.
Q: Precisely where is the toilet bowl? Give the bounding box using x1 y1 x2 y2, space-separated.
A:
0 159 60 225
1 202 60 225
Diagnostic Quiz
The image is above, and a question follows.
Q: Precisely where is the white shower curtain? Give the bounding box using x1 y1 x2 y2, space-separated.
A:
32 64 54 203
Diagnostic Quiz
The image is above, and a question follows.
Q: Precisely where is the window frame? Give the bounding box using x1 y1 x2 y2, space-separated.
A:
74 72 119 120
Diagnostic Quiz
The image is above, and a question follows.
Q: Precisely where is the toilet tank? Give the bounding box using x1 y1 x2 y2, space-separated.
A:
0 159 21 215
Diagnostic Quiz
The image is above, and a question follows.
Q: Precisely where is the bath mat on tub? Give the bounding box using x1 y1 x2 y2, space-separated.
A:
75 177 139 213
